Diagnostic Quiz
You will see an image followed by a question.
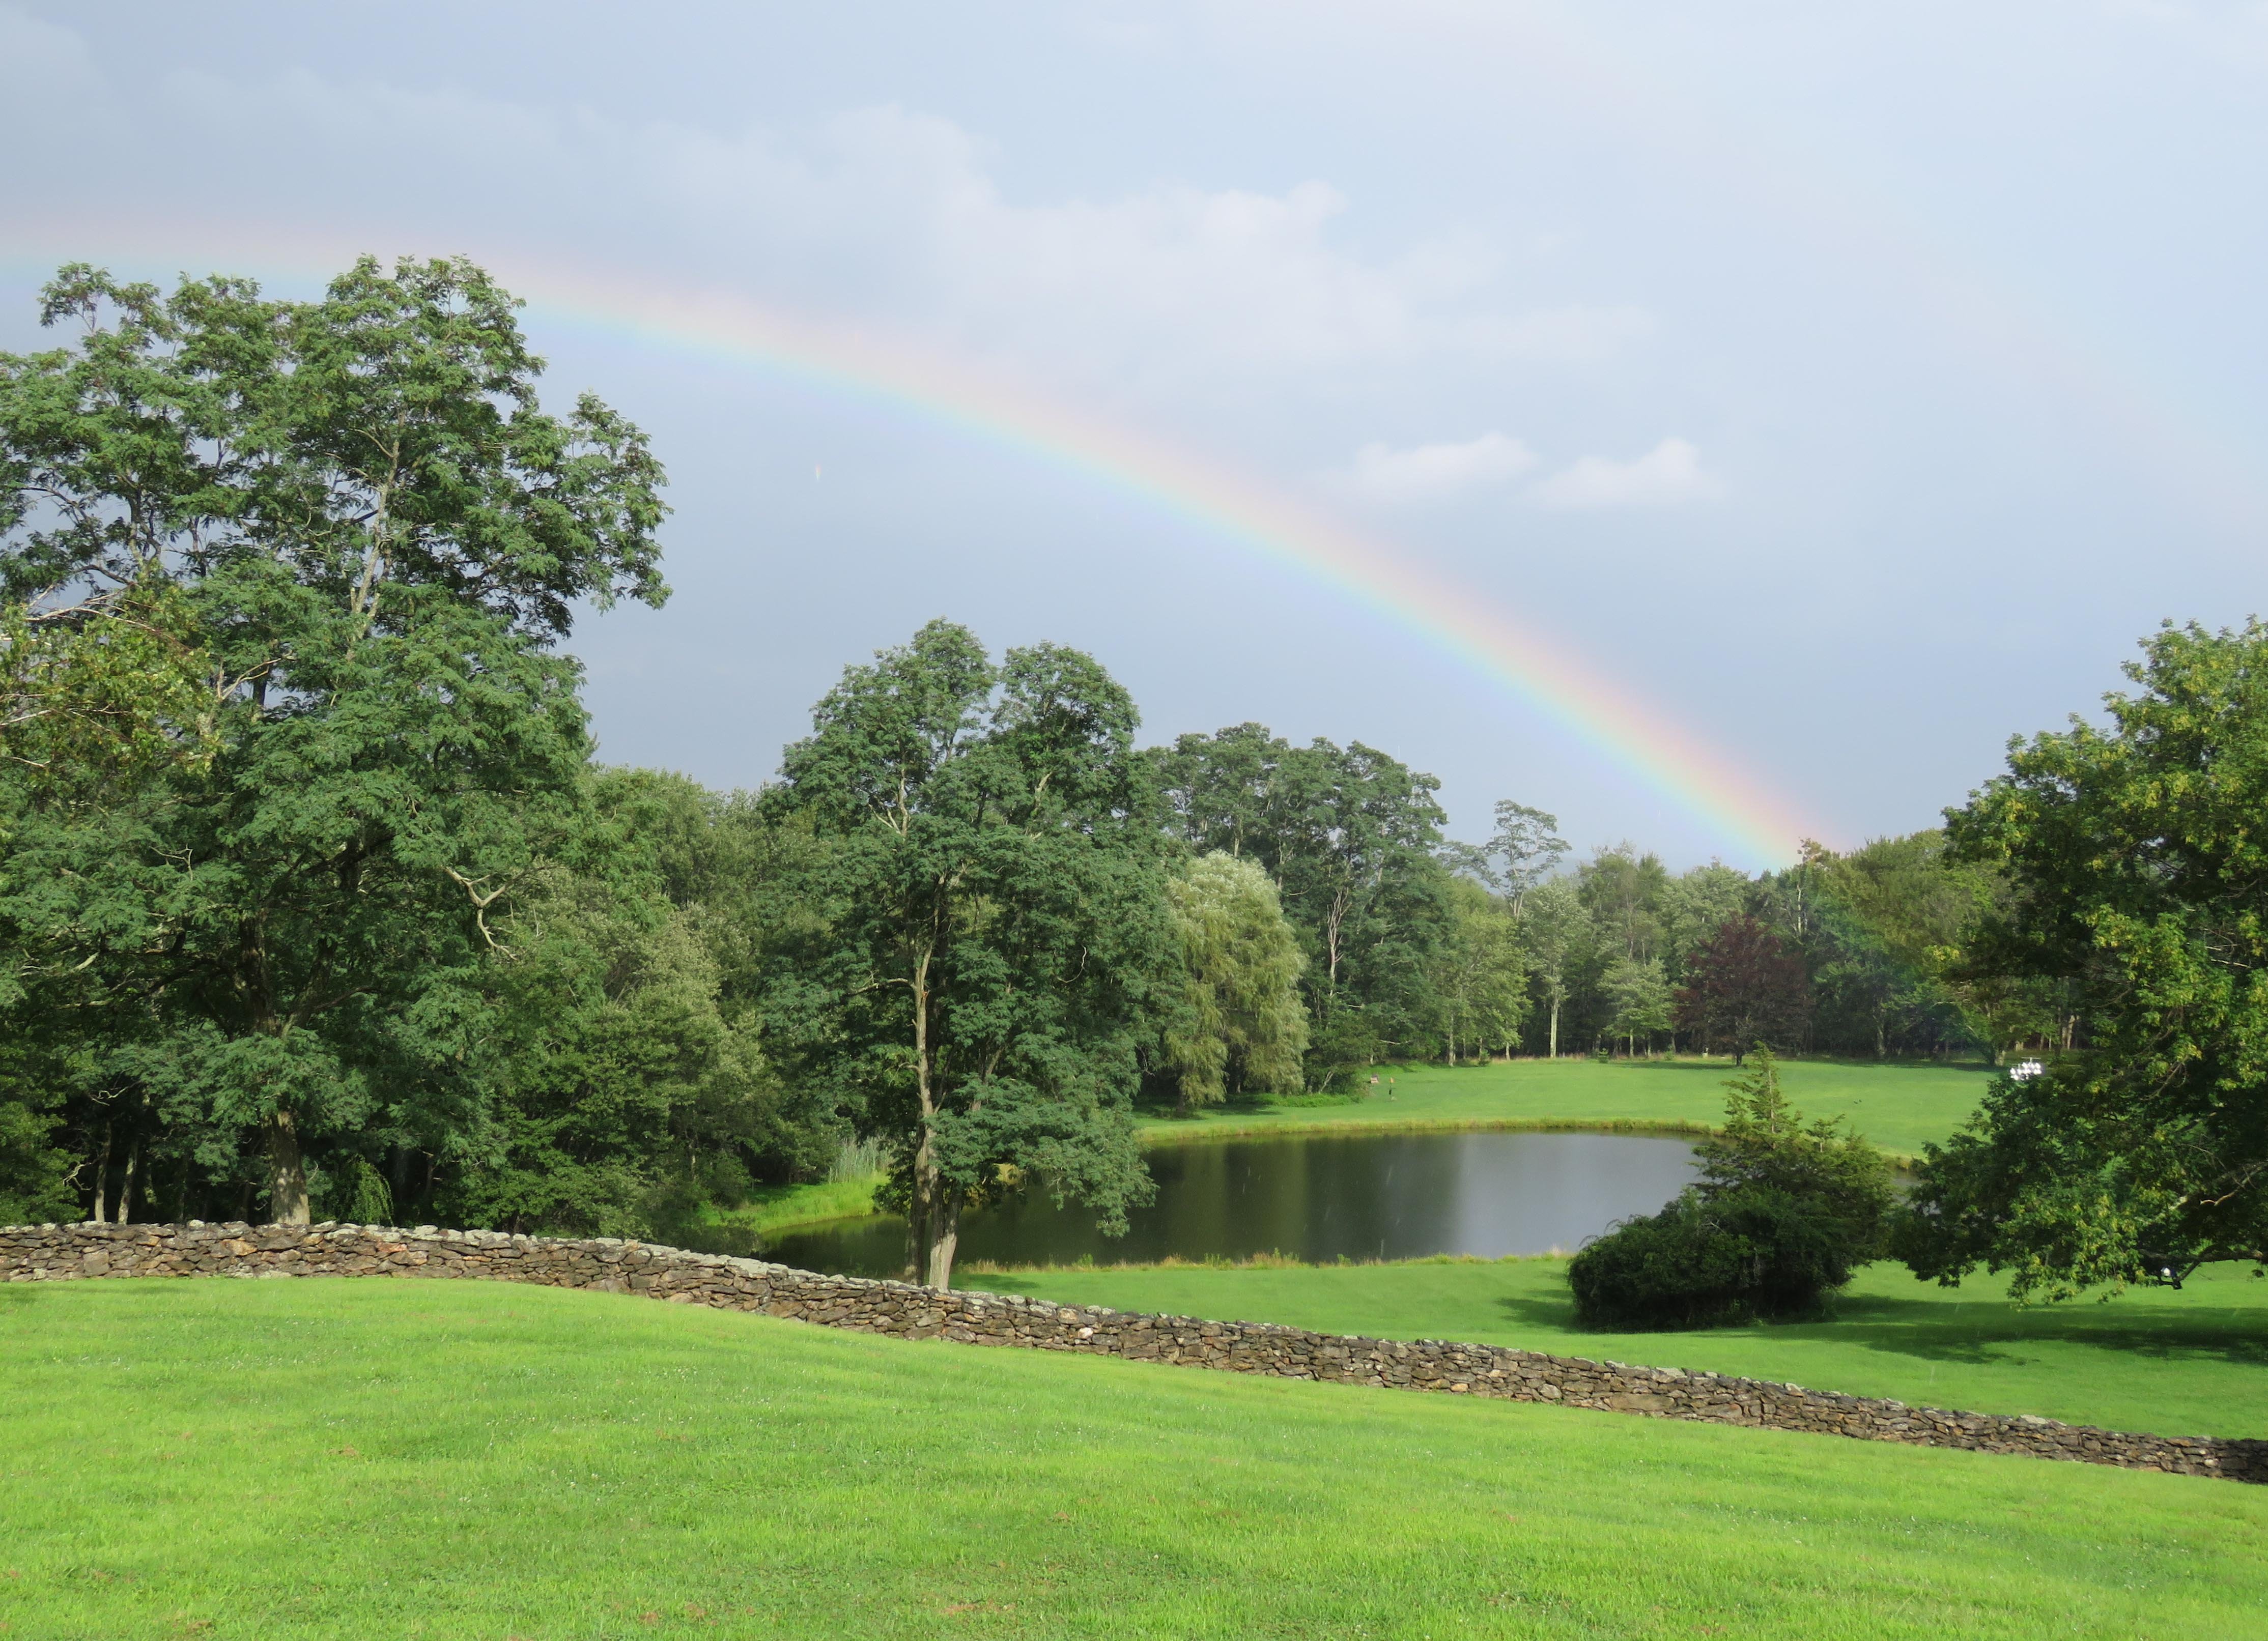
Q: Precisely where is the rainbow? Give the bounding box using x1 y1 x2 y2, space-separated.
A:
517 272 1820 865
0 233 1820 863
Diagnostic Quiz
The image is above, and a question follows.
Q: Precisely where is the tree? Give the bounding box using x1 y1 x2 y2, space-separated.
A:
1902 621 2268 1299
1151 726 1452 1079
773 620 1175 1289
1431 876 1529 1064
1579 844 1669 963
1601 955 1672 1058
1450 799 1568 912
1675 914 1810 1062
1568 1049 1893 1327
1659 863 1750 979
0 257 667 1225
1804 831 2013 1060
1519 877 1593 1058
1157 852 1308 1113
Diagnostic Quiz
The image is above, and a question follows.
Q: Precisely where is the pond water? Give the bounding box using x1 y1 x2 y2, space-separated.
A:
762 1130 1702 1279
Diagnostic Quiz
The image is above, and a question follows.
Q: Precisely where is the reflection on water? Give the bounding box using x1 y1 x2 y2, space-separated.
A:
763 1130 1702 1279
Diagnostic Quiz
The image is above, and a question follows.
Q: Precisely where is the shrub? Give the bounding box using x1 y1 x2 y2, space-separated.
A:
1568 1049 1895 1329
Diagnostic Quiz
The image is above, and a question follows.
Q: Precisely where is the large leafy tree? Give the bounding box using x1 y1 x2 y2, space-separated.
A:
1904 621 2268 1298
772 620 1175 1289
0 257 667 1225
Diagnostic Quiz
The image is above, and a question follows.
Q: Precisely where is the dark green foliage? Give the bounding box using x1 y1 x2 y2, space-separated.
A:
1904 621 2268 1299
1569 1050 1895 1328
0 258 671 1226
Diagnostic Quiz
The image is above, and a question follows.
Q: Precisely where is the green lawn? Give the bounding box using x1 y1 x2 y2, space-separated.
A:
1140 1056 1993 1159
973 1257 2268 1440
3 1280 2263 1638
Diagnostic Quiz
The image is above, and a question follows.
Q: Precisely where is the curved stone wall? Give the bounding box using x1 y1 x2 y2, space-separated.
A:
6 1220 2259 1484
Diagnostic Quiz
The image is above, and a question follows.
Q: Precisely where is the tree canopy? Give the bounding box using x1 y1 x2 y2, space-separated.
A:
1903 621 2268 1298
769 619 1175 1289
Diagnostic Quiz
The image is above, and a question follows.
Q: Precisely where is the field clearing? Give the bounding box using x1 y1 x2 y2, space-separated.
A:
975 1257 2268 1440
2 1277 2263 1639
1138 1056 1994 1159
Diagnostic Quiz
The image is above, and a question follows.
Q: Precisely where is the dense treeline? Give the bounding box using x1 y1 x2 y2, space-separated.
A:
0 257 2040 1257
5 258 2249 1299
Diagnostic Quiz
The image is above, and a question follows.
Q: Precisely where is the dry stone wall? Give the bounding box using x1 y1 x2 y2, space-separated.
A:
7 1220 2260 1484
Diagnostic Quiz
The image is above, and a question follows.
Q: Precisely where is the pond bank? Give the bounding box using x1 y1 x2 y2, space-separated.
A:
728 1058 1986 1244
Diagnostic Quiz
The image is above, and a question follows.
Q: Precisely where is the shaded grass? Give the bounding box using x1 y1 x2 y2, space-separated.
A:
973 1257 2268 1439
1139 1055 1993 1160
2 1277 2264 1638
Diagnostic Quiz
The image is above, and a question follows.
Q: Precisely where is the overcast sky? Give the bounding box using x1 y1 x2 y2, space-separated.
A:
5 2 2264 868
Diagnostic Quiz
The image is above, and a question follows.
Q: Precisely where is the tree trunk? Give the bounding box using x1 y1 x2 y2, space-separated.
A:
88 1119 112 1224
906 944 958 1289
925 1190 961 1290
1548 997 1560 1059
116 1137 140 1224
267 1110 310 1225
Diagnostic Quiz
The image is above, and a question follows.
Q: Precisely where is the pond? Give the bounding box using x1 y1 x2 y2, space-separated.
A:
762 1129 1702 1279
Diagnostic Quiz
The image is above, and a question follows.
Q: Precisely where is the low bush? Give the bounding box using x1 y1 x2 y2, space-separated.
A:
1569 1049 1894 1329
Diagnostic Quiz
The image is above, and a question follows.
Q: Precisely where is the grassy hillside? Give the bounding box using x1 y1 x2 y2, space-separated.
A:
976 1257 2268 1440
3 1280 2263 1638
1140 1056 1993 1159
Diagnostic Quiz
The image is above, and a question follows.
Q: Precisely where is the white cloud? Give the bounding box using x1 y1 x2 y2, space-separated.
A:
1528 437 1725 509
0 27 1650 400
1331 432 1539 504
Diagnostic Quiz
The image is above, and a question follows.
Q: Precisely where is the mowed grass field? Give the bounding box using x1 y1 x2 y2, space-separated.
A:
4 1279 2265 1639
976 1258 2268 1440
1139 1056 1994 1160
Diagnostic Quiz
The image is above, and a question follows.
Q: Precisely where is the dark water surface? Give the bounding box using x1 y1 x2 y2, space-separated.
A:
763 1130 1702 1279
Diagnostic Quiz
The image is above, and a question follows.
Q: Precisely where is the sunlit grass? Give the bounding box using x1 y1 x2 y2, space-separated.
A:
1140 1054 1993 1159
2 1277 2263 1638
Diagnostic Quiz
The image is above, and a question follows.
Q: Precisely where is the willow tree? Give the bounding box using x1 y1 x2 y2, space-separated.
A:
1159 851 1308 1113
0 257 666 1224
773 620 1174 1289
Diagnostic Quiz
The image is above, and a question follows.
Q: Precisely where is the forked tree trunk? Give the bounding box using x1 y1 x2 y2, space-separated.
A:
116 1138 140 1224
267 1110 310 1225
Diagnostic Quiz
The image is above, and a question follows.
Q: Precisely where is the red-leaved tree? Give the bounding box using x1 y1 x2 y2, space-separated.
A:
1675 914 1811 1063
